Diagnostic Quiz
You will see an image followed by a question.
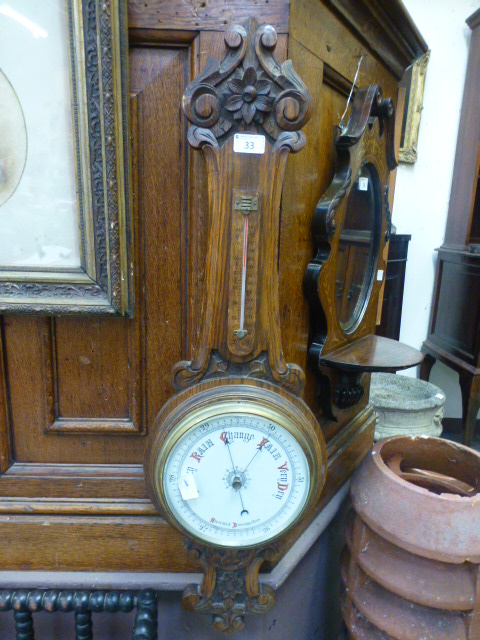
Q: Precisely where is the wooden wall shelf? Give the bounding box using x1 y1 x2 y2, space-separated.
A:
319 335 423 373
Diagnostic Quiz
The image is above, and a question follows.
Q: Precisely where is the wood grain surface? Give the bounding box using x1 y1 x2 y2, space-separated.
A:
319 335 423 372
128 0 290 33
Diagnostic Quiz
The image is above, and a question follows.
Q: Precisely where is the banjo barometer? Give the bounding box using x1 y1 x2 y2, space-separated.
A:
144 20 327 634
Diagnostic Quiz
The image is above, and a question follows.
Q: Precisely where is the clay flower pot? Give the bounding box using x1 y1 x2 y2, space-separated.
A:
342 436 480 640
350 436 480 563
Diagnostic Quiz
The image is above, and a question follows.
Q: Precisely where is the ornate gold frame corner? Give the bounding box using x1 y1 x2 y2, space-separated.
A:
399 51 430 164
0 0 133 316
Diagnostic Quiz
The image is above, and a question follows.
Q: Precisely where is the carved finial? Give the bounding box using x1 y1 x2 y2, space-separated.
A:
182 20 312 146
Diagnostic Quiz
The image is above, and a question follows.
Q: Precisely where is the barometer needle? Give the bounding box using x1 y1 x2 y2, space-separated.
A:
224 437 249 516
224 436 237 474
238 491 248 517
242 439 267 474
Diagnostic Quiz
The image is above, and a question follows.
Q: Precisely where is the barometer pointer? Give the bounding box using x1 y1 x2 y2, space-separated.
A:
233 214 249 340
224 436 249 516
241 438 267 475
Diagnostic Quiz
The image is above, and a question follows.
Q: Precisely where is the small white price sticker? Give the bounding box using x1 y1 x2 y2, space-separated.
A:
179 474 199 501
358 177 369 191
233 133 266 155
376 269 384 281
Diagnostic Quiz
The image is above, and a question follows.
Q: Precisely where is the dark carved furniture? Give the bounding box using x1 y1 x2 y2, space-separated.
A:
0 589 157 640
377 234 411 340
421 9 480 446
304 85 422 420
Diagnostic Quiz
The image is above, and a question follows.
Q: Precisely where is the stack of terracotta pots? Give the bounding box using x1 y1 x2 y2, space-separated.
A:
341 436 480 639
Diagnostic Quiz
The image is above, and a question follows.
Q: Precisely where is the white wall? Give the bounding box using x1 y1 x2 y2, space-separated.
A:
394 0 478 418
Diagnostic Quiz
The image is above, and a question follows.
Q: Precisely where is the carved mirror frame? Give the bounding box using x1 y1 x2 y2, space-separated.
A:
305 84 398 417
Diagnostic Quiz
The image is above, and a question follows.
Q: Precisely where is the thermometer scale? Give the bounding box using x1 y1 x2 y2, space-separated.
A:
227 191 261 356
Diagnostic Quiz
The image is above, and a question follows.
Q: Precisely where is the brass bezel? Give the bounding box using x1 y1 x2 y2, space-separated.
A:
145 380 327 548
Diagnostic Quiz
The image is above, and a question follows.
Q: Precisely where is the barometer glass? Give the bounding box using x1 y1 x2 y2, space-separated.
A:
154 401 315 548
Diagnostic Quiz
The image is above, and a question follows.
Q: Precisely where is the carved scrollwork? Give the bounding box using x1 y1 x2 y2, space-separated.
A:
384 185 392 242
183 540 281 635
182 24 247 131
255 25 311 135
313 167 353 243
173 352 278 391
182 20 311 146
172 357 210 391
273 130 307 154
187 126 220 151
270 360 306 396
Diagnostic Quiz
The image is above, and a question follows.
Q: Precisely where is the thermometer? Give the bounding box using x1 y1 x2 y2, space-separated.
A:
228 191 260 356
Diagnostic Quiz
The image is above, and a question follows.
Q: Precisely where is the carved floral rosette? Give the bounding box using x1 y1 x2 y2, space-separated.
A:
182 22 311 144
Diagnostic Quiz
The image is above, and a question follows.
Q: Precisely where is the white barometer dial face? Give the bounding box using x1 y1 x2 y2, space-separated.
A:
161 412 311 547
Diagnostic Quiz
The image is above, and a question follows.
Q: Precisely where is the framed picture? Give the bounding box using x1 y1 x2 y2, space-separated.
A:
399 51 430 164
0 0 132 315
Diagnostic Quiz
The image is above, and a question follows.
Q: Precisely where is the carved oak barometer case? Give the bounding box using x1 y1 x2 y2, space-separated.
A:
144 21 327 633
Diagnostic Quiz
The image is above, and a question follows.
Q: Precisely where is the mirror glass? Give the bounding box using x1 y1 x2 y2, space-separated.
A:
335 163 381 332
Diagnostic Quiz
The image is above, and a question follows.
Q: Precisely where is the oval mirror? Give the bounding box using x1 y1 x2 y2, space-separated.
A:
335 162 381 332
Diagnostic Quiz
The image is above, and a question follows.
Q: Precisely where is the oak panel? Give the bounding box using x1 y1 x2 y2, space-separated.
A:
0 516 197 573
131 46 189 427
279 37 324 415
128 0 290 33
3 46 190 468
0 320 11 473
290 0 398 99
54 318 132 420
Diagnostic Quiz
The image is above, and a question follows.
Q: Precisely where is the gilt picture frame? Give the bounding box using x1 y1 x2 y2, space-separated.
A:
399 51 430 164
0 0 132 315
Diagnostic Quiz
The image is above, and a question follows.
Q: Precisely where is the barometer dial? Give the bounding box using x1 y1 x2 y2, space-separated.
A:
146 383 326 549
